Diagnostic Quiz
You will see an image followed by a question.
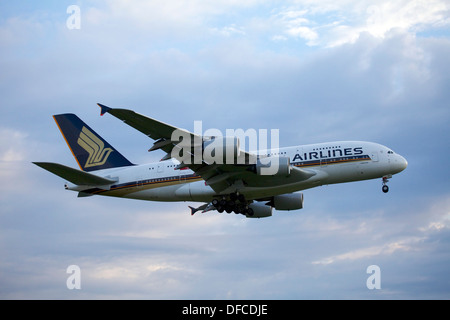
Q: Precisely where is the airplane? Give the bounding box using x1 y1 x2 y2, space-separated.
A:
33 103 408 218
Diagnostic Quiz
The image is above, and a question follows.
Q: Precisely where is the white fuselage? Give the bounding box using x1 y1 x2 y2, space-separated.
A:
68 141 407 203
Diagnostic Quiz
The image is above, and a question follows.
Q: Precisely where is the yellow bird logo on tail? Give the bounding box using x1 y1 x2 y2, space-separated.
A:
77 126 113 168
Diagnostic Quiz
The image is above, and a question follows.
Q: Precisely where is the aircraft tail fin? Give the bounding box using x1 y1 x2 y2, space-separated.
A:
53 114 134 172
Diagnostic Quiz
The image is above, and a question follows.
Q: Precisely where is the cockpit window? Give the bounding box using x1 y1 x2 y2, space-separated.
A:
387 150 394 154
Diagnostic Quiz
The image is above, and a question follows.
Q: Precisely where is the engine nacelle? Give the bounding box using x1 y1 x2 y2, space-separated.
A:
272 192 304 211
252 156 291 176
245 202 273 218
202 136 240 164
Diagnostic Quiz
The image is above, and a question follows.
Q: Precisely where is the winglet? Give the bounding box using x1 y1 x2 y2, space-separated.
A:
98 103 112 116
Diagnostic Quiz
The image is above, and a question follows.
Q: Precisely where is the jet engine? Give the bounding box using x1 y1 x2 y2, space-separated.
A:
271 192 304 211
245 202 273 218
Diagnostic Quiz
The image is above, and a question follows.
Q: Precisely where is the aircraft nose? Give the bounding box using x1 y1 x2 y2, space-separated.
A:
401 156 408 170
393 155 408 173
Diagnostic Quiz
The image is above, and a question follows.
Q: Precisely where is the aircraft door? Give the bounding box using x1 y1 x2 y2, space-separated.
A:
135 166 145 187
179 171 186 183
370 151 379 162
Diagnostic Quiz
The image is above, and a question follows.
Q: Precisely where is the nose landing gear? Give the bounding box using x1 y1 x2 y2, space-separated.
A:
382 176 391 193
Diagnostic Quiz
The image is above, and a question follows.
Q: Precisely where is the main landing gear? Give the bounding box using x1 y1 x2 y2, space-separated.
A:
382 176 390 193
212 193 253 216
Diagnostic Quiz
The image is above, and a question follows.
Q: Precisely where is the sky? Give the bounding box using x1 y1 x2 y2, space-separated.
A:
0 0 449 299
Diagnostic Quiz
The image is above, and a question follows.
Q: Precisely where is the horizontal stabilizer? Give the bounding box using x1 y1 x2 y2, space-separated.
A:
33 162 117 186
78 191 94 197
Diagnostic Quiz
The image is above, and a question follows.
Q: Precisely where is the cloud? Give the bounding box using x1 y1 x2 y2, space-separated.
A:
0 128 35 194
210 24 246 37
418 197 450 233
82 0 263 42
271 8 319 45
0 128 27 162
364 1 450 37
312 237 425 265
311 196 450 266
270 0 450 47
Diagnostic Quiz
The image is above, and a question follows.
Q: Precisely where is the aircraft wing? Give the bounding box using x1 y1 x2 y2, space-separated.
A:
98 104 315 193
98 103 186 155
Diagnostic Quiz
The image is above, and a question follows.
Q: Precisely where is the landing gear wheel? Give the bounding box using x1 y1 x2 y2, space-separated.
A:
382 176 390 193
235 205 243 214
